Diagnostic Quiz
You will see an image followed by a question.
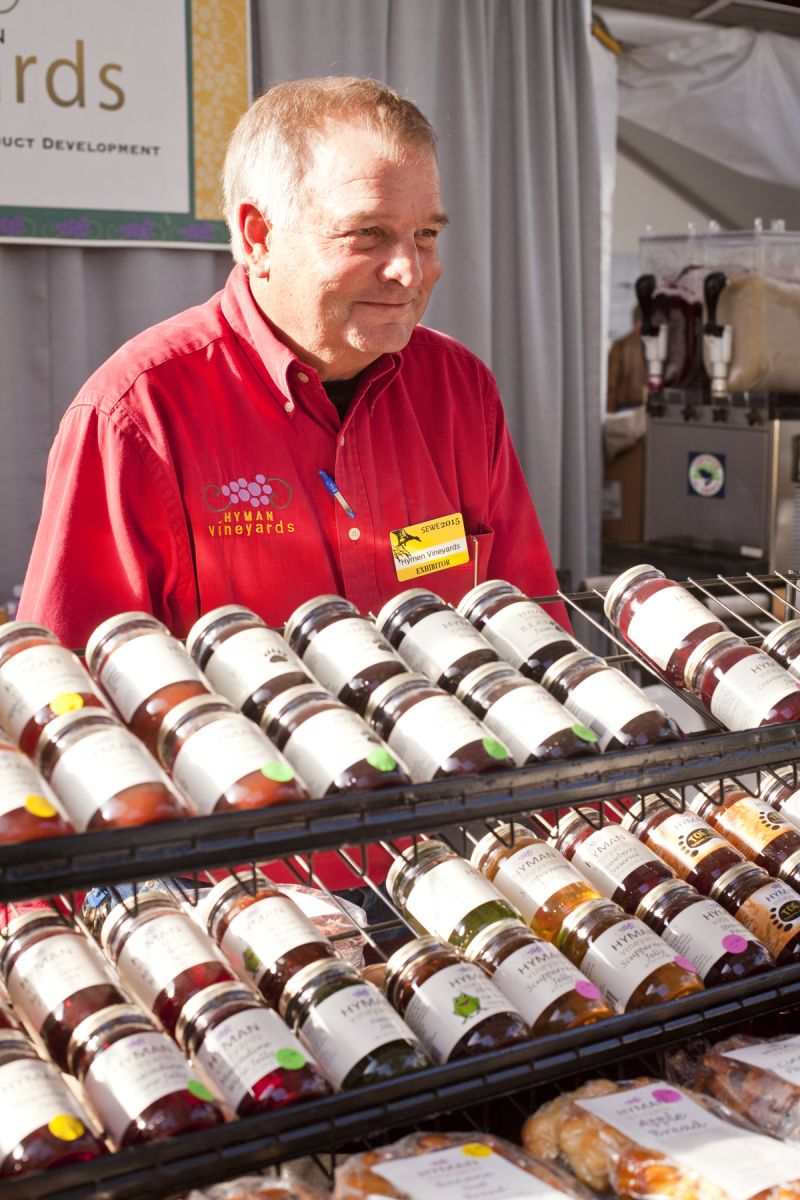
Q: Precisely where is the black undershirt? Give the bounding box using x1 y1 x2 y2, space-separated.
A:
323 377 359 422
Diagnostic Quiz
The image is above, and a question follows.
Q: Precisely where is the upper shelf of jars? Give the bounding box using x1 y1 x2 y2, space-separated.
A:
2 568 800 902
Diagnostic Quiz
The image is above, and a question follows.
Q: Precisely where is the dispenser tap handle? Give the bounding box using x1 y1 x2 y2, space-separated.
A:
635 273 658 336
704 271 727 337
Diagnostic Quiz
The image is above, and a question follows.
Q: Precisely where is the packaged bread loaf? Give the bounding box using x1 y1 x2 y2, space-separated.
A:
334 1129 594 1199
522 1076 800 1200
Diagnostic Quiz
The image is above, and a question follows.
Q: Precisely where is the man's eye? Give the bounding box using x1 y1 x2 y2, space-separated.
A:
417 228 440 243
354 227 381 238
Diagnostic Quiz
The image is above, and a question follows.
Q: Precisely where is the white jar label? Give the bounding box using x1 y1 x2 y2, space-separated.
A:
172 716 293 815
297 982 417 1087
481 601 577 671
387 694 496 782
116 912 220 1009
627 588 715 671
492 940 600 1028
482 684 576 763
723 1035 800 1088
7 932 115 1034
0 748 65 820
283 707 397 796
193 1006 309 1111
565 671 661 750
494 842 586 925
0 1058 88 1161
657 897 758 979
302 618 397 697
710 654 800 731
49 726 171 830
0 644 102 740
83 1031 197 1148
97 632 205 722
373 1141 575 1199
221 896 324 987
577 1082 800 1200
202 626 305 710
578 917 682 1012
572 824 663 899
405 857 516 942
397 611 490 683
403 961 516 1064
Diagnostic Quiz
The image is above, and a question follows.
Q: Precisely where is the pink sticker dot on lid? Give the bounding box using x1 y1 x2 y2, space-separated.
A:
674 955 696 973
722 933 748 954
652 1087 681 1103
575 980 601 1000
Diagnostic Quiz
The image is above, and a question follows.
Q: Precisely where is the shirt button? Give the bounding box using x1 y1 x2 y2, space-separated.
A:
339 435 346 447
296 371 310 384
284 400 294 413
348 527 361 541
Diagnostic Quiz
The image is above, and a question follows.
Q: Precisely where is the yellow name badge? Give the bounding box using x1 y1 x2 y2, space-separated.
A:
390 512 469 581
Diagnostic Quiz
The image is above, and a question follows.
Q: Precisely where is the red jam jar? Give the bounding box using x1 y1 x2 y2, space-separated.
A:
0 739 74 844
635 878 773 985
284 595 406 715
457 579 581 682
177 981 330 1116
68 1004 224 1149
375 588 499 691
621 795 744 893
99 891 237 1037
541 651 681 751
0 1035 105 1178
686 781 800 887
1 907 127 1071
366 671 513 782
603 564 726 687
554 808 675 913
185 604 314 723
85 612 211 755
157 694 309 813
456 662 600 764
710 862 800 965
260 683 411 796
34 709 191 830
762 618 800 679
684 631 800 729
0 621 107 756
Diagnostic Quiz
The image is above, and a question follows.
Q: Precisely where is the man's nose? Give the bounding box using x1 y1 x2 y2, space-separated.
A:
380 237 424 287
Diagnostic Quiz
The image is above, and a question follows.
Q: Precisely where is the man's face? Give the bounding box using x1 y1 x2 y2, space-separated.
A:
249 122 447 381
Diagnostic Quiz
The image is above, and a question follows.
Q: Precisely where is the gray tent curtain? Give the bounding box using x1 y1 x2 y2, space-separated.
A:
0 0 601 606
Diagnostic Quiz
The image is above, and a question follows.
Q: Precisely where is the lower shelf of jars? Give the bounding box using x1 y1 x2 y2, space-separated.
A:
8 961 800 1200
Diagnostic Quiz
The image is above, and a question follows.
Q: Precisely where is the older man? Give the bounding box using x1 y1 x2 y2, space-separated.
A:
19 77 561 650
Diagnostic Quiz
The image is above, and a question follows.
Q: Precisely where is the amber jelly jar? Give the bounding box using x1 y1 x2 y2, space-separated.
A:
687 782 800 888
621 795 744 893
684 631 800 729
711 862 800 965
554 808 675 913
0 739 74 845
457 579 581 682
376 588 499 691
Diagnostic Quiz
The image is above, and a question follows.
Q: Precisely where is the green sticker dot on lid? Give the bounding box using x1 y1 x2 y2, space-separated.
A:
187 1079 215 1102
482 737 509 760
261 761 295 782
572 723 598 743
276 1047 306 1071
242 947 262 974
366 747 397 772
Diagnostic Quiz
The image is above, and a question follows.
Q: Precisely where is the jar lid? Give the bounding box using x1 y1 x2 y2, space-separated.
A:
156 693 239 762
259 682 334 731
175 980 257 1047
364 671 434 723
67 1003 154 1071
279 956 361 1019
620 795 667 831
85 611 169 675
455 661 521 704
283 594 359 650
464 917 532 962
540 649 600 693
761 768 797 801
762 619 800 654
99 890 180 953
0 907 70 973
634 878 691 921
455 579 521 623
374 588 442 637
32 708 121 768
709 861 769 902
185 604 265 662
385 840 448 901
683 631 745 691
383 935 454 996
555 897 616 948
468 823 536 871
602 564 661 621
198 870 276 933
0 621 53 648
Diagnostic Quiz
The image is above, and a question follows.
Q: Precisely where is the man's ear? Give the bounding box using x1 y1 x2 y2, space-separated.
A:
239 203 271 278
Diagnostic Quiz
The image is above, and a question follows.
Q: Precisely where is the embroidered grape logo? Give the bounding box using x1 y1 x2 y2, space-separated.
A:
221 474 274 509
453 992 481 1022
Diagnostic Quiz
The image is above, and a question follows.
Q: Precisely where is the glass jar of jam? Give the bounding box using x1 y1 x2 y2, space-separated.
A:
85 612 211 754
366 672 513 782
0 1035 106 1178
710 863 800 965
99 892 237 1037
684 631 800 729
260 683 410 796
761 768 800 831
201 871 337 1009
554 809 675 913
1 908 127 1071
177 981 330 1116
762 619 800 679
635 878 773 985
456 662 599 765
0 621 107 756
383 935 529 1064
541 651 681 751
375 588 499 691
470 823 600 942
603 564 726 687
457 579 581 682
282 959 429 1089
0 739 74 844
686 781 800 887
284 594 406 715
387 840 520 951
555 897 704 1012
34 709 191 830
621 795 745 893
157 694 308 814
68 1004 224 1149
464 919 613 1033
185 605 314 722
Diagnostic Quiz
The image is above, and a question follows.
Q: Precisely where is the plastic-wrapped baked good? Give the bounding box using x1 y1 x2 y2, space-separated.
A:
521 1076 800 1200
279 884 367 970
334 1129 594 1199
183 1178 328 1199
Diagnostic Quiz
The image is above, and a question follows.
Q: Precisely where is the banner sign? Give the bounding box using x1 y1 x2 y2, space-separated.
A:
0 0 250 247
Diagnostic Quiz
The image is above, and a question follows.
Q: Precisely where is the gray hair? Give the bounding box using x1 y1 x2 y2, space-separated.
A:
222 76 438 264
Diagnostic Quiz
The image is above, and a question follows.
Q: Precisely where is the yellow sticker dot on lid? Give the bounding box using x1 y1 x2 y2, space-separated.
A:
48 1114 85 1142
462 1143 493 1158
50 693 84 716
25 794 58 819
